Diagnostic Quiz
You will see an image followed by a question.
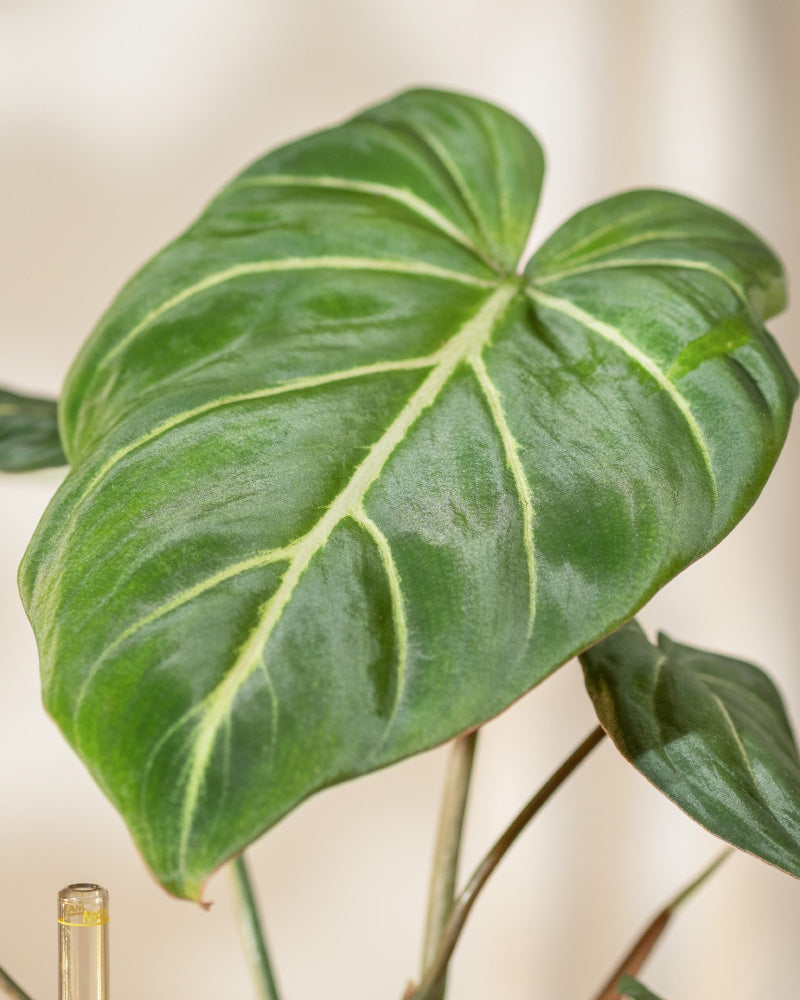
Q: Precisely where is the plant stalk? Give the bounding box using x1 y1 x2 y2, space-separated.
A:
0 966 35 1000
420 729 479 1000
230 854 283 1000
591 850 731 1000
411 725 606 1000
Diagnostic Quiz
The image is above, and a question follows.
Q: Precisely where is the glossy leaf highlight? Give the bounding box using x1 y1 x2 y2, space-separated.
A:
19 89 796 898
582 621 800 876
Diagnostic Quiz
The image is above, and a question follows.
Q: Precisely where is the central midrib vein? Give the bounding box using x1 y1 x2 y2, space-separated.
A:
177 280 520 865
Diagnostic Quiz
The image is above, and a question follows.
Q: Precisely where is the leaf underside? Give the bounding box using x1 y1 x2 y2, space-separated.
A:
582 621 800 877
19 88 797 898
0 387 66 472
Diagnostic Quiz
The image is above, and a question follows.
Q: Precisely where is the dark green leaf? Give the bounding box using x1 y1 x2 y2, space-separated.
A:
0 387 66 472
618 976 664 1000
582 621 800 876
18 89 796 898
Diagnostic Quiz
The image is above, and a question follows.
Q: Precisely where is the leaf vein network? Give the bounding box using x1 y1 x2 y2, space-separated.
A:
526 287 719 503
533 257 750 310
366 116 495 255
230 174 488 265
100 256 496 368
351 506 410 746
468 352 537 636
172 282 519 879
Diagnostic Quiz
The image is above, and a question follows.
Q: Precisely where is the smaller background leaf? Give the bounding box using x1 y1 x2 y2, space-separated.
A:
618 975 664 1000
0 387 66 472
581 620 800 877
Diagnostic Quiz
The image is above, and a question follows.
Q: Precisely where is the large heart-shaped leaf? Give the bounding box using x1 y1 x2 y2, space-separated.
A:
0 387 66 472
581 621 800 875
19 89 796 898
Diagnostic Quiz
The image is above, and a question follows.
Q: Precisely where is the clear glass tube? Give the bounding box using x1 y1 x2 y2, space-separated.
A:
58 883 109 1000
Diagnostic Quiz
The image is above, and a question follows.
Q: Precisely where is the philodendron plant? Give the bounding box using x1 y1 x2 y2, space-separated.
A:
2 88 798 1000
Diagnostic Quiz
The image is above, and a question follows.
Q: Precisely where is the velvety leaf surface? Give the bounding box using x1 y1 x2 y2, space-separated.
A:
0 387 66 472
582 621 800 876
19 89 796 898
618 976 664 1000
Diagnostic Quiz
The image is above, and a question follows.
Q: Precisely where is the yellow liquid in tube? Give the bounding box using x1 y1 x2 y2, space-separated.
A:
58 884 109 1000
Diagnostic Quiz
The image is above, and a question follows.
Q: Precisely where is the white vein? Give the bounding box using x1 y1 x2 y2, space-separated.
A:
651 653 667 707
175 282 519 869
536 229 703 271
101 256 496 367
527 287 719 502
136 702 212 882
399 121 494 253
648 652 674 770
351 506 409 739
472 111 510 252
231 174 486 263
708 691 759 788
469 353 536 635
541 206 658 263
93 357 435 491
533 256 750 310
695 672 767 712
696 672 798 762
72 543 298 735
35 356 438 623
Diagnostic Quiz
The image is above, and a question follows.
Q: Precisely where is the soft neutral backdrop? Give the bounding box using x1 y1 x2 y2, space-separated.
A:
2 2 798 998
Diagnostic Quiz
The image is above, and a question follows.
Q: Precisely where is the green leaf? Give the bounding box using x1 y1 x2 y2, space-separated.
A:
18 89 796 899
581 621 800 876
0 387 66 472
618 976 664 1000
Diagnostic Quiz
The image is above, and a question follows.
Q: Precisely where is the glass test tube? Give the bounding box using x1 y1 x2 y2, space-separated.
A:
58 883 109 1000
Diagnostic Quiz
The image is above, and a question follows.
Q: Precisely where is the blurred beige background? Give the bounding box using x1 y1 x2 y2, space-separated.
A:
1 1 799 997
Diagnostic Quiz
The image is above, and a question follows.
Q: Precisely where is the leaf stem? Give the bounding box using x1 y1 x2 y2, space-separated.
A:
230 854 283 1000
420 729 479 999
0 966 35 1000
411 725 606 1000
590 850 731 1000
